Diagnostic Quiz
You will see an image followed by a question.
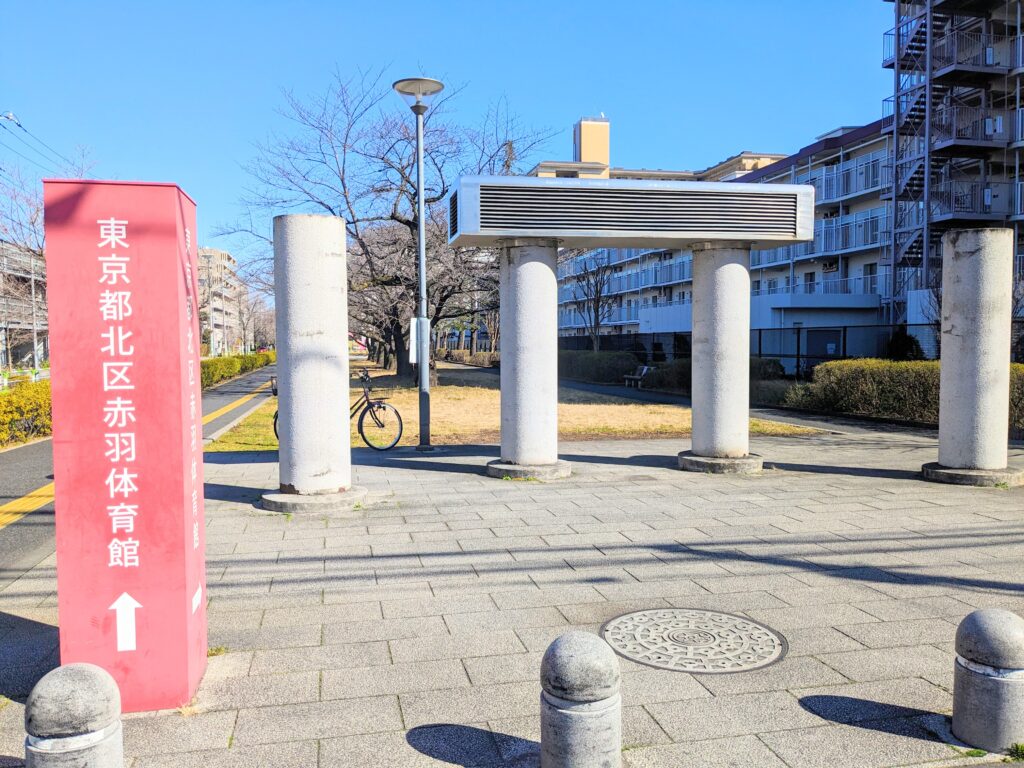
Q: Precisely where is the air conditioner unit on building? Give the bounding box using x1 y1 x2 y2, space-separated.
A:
447 176 815 249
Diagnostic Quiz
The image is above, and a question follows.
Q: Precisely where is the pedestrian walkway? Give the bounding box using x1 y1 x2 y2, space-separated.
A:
1 428 1022 767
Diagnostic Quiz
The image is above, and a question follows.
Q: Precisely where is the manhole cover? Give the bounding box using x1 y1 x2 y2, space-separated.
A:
601 608 787 674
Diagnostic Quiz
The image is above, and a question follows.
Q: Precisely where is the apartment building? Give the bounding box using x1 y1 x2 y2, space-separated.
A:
0 240 47 368
198 247 244 356
884 0 1024 322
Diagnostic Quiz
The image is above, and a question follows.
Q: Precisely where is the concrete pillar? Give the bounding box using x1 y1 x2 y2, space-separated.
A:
540 631 622 768
679 243 762 474
486 239 570 480
261 214 366 513
25 663 123 767
923 228 1024 487
952 609 1024 753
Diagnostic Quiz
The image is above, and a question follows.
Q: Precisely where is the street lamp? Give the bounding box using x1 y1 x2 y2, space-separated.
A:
393 76 444 450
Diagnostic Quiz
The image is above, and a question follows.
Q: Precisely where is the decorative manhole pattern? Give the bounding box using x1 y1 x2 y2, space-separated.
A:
601 608 787 674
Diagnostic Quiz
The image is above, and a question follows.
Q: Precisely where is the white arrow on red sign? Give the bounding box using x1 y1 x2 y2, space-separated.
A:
109 592 142 652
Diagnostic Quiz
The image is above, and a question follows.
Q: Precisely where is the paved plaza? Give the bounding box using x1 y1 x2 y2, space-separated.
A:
2 425 1023 767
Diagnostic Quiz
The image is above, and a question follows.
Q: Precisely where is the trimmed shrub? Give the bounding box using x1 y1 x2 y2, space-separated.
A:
0 381 52 446
784 358 1024 433
0 350 278 447
644 357 785 395
467 352 499 368
446 349 469 362
558 351 639 383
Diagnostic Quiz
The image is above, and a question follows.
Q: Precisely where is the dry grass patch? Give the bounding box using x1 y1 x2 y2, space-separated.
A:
207 374 817 452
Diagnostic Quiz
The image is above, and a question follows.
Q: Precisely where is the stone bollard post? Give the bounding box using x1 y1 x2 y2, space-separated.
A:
25 663 123 767
540 631 621 768
952 609 1024 753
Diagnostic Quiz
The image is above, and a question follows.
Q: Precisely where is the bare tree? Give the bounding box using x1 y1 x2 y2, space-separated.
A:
220 69 551 378
569 251 616 352
1 155 90 368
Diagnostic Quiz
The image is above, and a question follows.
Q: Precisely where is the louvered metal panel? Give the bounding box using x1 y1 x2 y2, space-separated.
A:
447 176 814 248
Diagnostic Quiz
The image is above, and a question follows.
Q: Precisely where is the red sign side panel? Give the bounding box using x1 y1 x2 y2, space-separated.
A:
44 180 206 712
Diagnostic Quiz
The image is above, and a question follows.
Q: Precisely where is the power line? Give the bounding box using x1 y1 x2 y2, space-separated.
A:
1 112 76 168
0 120 63 170
0 135 59 175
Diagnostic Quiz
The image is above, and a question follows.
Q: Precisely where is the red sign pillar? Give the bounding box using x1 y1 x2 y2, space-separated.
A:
44 180 207 712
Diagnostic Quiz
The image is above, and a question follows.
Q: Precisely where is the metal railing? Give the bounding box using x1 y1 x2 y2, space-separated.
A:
930 180 1012 218
933 30 1010 70
813 150 890 203
754 207 890 265
932 106 1010 145
751 276 880 298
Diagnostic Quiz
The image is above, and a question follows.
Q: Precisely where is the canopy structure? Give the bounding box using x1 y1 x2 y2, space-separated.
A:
446 174 815 478
447 175 814 249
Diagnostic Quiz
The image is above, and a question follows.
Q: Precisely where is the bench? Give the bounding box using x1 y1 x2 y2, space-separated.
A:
623 366 651 388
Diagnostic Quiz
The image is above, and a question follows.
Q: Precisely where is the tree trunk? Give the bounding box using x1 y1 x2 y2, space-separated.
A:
390 321 413 379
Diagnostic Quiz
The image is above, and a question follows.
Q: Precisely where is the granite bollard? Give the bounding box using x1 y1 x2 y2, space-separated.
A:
952 608 1024 753
24 663 123 767
540 631 622 768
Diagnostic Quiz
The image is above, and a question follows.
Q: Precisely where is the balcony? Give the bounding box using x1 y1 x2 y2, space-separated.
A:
0 296 48 331
931 106 1010 154
932 31 1011 82
752 276 883 311
815 150 890 204
930 180 1012 223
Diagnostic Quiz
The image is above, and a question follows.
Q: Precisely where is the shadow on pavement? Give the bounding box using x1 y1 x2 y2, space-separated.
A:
203 482 267 503
800 694 937 727
406 723 538 767
203 450 277 465
0 612 59 703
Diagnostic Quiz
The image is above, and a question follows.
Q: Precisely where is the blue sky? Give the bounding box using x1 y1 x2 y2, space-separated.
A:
3 1 892 255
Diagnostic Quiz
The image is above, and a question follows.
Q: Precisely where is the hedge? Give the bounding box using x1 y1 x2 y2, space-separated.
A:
558 351 640 383
784 358 1024 433
0 351 277 447
0 381 52 447
644 356 785 394
200 350 276 388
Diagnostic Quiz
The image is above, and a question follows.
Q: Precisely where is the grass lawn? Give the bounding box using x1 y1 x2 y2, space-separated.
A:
206 364 818 452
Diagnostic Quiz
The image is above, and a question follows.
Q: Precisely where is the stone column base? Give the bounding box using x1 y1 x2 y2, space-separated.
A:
921 462 1024 488
678 451 763 474
260 486 369 515
485 460 572 481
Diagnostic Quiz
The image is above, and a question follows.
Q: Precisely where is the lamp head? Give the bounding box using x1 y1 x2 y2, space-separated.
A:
392 77 445 112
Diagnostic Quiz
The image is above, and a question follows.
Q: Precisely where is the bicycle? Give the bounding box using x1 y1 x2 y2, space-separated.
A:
273 368 404 451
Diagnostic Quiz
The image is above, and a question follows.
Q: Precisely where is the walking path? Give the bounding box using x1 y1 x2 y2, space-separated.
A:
1 425 1023 767
0 364 277 591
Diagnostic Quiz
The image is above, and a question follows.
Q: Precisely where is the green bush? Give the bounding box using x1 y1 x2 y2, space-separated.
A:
644 357 786 394
447 349 469 362
0 381 52 446
558 351 639 383
467 352 499 368
0 350 278 448
199 350 276 389
784 358 1024 433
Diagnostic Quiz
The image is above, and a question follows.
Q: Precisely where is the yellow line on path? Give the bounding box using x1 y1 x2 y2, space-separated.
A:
0 482 55 529
0 380 273 532
201 380 272 425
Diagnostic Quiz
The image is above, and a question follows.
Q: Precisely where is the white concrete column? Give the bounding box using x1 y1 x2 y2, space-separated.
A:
680 243 762 473
269 214 352 500
937 228 1013 471
487 239 569 479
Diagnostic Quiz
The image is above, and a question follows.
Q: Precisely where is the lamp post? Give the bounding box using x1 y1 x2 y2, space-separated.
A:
393 76 444 450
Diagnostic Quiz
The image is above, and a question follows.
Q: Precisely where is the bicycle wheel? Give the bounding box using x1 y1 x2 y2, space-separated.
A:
273 410 279 440
358 401 403 450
